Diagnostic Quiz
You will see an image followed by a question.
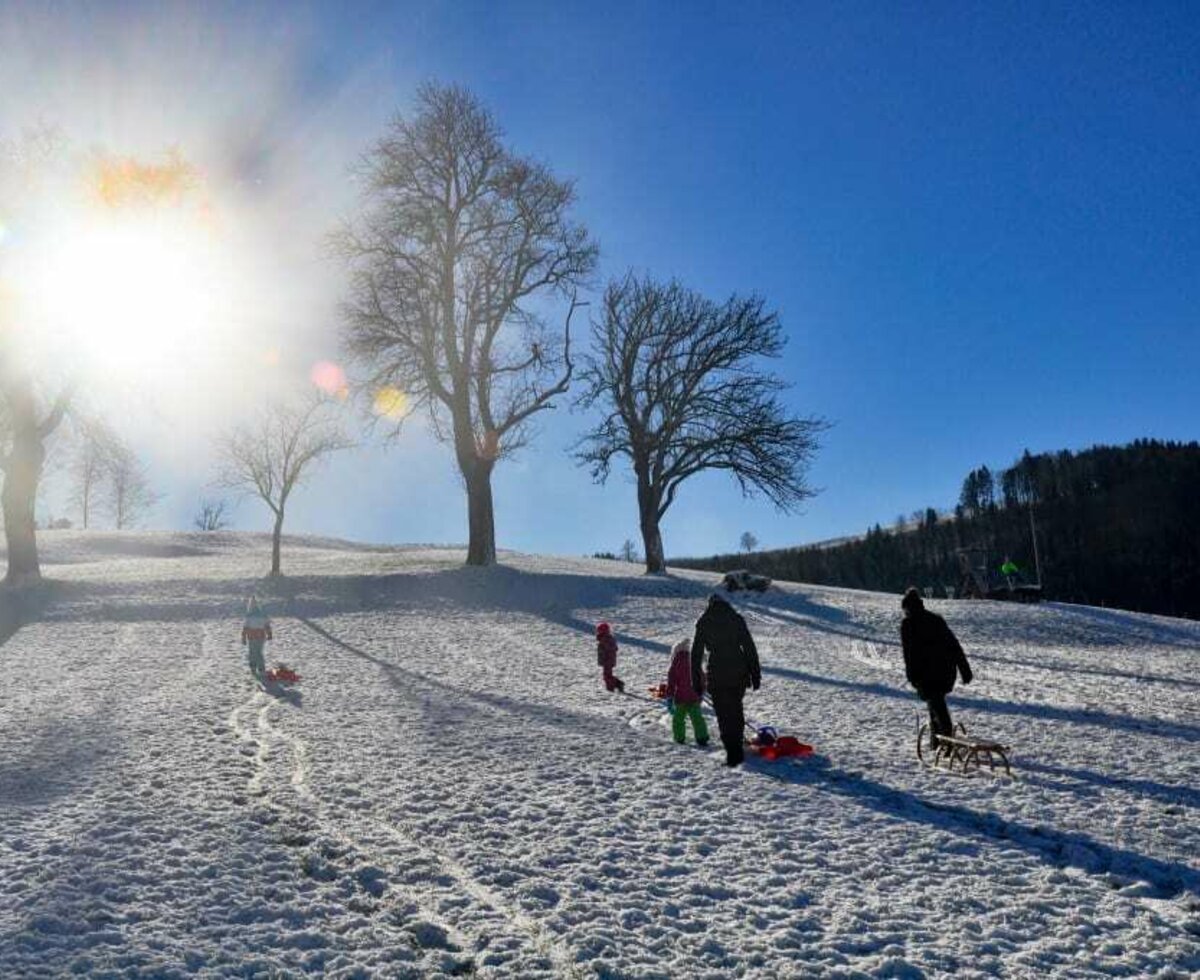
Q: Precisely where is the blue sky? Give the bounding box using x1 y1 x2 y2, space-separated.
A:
6 2 1199 559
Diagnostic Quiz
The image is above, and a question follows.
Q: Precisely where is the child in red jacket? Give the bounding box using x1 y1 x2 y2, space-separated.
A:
596 622 625 693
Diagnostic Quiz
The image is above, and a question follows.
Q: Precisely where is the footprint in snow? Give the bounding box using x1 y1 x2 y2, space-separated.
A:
355 865 389 897
407 920 457 951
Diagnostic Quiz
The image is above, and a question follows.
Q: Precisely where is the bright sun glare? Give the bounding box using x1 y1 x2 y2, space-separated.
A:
41 214 221 374
14 153 244 396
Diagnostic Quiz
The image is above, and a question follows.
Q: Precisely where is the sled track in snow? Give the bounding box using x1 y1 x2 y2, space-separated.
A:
229 680 588 979
226 692 487 969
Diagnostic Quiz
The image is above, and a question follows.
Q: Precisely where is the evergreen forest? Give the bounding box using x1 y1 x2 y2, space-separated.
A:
674 440 1200 619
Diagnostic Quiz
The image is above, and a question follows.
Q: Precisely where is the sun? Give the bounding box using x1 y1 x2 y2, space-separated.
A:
40 213 222 374
11 151 243 391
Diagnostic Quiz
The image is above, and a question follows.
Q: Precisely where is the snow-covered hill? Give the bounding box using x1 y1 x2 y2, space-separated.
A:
2 532 1197 977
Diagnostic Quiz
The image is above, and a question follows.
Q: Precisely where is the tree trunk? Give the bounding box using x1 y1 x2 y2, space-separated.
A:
640 517 666 575
270 509 284 577
636 472 666 574
463 460 496 566
2 423 46 587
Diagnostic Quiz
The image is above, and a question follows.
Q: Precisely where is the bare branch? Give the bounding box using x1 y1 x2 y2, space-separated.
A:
334 84 596 564
214 393 355 575
574 273 829 572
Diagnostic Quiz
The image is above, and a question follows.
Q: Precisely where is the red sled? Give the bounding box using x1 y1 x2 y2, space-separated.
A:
751 735 813 761
266 666 301 684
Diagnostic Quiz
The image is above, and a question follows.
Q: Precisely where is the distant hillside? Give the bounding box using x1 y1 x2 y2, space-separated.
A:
675 439 1200 619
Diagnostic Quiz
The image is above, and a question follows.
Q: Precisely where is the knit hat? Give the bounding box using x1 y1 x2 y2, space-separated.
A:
709 591 730 605
596 622 612 637
901 587 924 612
672 637 691 656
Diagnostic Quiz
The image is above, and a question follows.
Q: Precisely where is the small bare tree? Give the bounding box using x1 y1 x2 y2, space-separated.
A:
194 498 230 531
740 531 759 554
67 415 119 529
106 443 160 529
215 396 353 576
334 83 597 566
620 538 639 563
576 274 828 574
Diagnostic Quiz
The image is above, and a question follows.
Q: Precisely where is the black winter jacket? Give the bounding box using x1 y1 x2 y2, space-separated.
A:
692 601 761 693
900 609 972 697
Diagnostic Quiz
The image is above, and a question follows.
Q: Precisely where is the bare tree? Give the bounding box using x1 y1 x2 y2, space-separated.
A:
106 443 160 530
215 396 353 576
740 531 759 554
194 498 231 531
334 83 597 566
0 129 73 584
66 415 120 529
620 538 639 563
576 274 828 574
0 374 72 584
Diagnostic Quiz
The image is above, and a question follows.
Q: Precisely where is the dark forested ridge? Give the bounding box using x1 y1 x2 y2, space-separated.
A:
674 441 1200 619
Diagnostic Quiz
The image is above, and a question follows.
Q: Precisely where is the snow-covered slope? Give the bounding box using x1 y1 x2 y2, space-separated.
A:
2 532 1197 977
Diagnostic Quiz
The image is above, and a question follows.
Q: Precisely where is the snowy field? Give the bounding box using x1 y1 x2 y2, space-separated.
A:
1 532 1198 978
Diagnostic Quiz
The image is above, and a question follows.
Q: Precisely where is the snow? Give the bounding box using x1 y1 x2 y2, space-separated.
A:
2 531 1198 977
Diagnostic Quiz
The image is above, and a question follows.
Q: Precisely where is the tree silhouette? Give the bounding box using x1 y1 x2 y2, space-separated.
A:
335 84 596 566
576 273 826 573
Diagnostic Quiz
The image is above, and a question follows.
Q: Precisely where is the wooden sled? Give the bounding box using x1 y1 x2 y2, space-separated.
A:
917 720 1012 777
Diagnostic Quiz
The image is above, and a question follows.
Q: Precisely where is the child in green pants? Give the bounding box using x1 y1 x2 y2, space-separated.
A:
665 638 709 746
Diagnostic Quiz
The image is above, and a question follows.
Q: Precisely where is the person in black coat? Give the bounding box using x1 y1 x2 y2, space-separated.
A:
900 587 973 748
692 592 761 767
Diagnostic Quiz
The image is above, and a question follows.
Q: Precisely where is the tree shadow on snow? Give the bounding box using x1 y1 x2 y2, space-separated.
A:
736 595 900 647
1043 603 1200 649
27 563 876 659
296 615 629 744
969 650 1200 691
1015 758 1200 811
762 665 1200 743
0 582 55 651
755 755 1199 899
0 709 119 810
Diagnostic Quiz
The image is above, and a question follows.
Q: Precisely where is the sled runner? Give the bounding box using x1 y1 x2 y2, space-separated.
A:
917 720 1012 776
265 664 301 684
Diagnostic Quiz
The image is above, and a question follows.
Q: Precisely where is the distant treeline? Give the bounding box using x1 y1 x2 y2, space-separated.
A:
673 440 1200 619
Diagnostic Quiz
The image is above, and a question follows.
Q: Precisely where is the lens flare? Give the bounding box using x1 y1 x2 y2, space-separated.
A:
90 150 199 210
373 386 408 421
311 360 347 396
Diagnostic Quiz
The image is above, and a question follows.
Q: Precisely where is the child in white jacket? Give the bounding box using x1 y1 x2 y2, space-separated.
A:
241 597 273 680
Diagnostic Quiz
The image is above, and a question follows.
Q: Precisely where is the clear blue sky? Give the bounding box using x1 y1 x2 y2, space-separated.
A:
7 2 1200 559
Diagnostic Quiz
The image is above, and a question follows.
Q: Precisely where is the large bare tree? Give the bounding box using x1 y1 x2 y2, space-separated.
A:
0 376 71 584
576 274 828 574
0 128 73 584
334 83 596 566
216 396 353 576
